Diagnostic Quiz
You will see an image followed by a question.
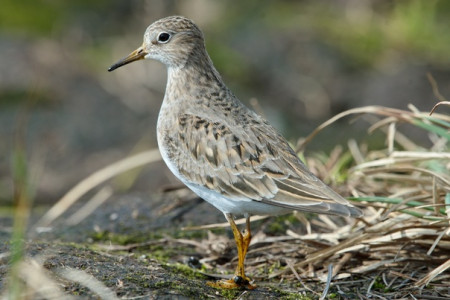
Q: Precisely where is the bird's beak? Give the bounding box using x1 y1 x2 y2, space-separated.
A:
108 46 147 72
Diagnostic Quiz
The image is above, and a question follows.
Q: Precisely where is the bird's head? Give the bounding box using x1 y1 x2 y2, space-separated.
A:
108 16 205 72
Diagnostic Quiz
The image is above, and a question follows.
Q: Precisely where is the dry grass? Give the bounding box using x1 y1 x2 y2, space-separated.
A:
184 103 450 298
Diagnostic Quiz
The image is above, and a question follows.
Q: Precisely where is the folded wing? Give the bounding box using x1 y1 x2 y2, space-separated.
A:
172 113 362 218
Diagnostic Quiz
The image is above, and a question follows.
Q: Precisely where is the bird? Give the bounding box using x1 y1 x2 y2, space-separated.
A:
108 16 363 290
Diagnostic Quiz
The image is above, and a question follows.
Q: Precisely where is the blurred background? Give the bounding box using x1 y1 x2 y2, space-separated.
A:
1 0 449 205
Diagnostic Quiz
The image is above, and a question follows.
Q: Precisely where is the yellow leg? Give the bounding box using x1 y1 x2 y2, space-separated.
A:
207 214 256 289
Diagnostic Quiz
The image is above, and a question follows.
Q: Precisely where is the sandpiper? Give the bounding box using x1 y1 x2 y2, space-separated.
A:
109 16 362 289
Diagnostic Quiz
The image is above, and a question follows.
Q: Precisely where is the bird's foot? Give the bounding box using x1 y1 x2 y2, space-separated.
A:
207 275 256 290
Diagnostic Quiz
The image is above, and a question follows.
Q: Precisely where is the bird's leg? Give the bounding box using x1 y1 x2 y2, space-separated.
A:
235 214 251 281
242 214 252 267
207 213 255 289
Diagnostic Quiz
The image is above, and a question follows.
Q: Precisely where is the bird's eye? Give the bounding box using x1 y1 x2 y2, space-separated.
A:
157 32 171 43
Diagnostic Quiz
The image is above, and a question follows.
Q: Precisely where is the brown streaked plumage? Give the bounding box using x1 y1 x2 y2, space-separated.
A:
109 16 363 289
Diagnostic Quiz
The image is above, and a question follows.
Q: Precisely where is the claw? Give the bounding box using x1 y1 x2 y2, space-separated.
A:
207 278 256 290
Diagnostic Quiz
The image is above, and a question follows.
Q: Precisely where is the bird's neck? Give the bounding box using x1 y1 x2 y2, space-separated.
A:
165 51 227 102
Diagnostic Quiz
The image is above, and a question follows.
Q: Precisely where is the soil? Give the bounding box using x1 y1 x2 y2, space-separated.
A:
0 190 313 299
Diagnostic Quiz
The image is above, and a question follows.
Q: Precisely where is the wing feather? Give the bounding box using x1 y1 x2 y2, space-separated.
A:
171 113 362 217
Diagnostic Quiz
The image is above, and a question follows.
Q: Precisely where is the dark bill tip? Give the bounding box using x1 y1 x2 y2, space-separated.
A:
108 47 146 72
108 62 122 72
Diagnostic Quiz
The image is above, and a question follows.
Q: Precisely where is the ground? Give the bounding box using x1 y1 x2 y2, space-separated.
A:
1 190 319 299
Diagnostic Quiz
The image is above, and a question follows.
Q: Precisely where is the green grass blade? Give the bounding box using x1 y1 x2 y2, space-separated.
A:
350 196 446 215
412 119 450 140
